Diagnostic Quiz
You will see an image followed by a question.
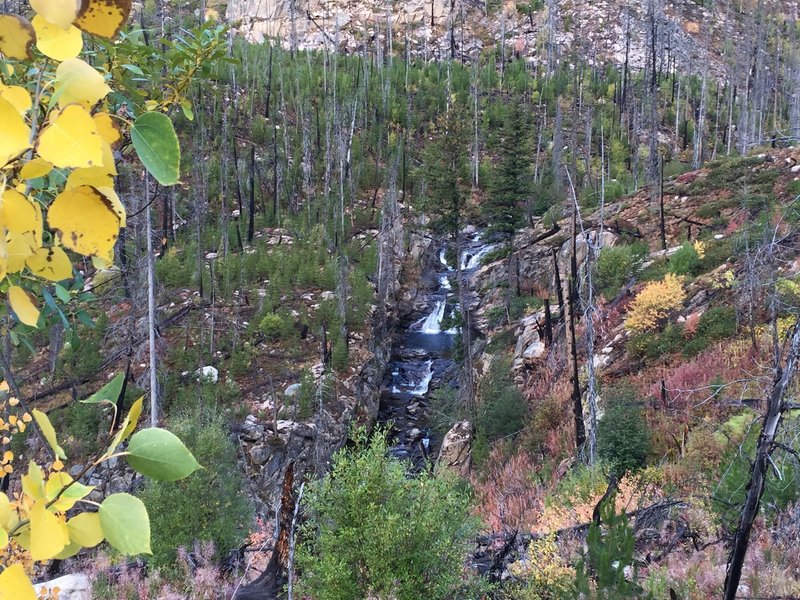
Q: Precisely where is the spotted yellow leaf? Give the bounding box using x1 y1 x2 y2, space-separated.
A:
30 0 81 29
67 512 104 547
65 140 117 189
37 104 103 169
0 85 32 114
6 232 37 272
8 285 40 327
0 14 35 60
94 112 121 146
27 245 72 281
19 158 53 180
30 499 69 561
48 185 120 262
75 0 132 39
32 15 83 62
53 58 111 109
96 186 125 226
0 96 31 167
0 563 37 600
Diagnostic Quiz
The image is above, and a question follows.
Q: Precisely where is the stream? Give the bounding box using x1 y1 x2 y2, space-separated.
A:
378 231 494 465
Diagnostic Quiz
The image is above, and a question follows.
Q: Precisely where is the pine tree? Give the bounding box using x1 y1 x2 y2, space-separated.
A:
485 101 532 243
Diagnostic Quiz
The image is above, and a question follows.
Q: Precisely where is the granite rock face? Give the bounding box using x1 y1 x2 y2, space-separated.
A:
435 420 474 478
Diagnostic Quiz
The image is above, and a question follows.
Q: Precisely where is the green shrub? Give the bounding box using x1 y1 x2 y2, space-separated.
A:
596 244 645 299
668 242 701 276
683 306 737 356
140 410 253 569
627 323 684 362
259 312 294 341
296 429 482 600
576 492 641 598
478 357 527 440
597 388 650 475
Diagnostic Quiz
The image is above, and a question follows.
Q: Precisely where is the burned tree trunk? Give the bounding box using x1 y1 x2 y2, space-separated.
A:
723 318 800 600
235 464 297 600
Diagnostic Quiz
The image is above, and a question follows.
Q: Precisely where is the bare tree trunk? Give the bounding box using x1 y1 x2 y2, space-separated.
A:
723 317 800 600
145 177 159 428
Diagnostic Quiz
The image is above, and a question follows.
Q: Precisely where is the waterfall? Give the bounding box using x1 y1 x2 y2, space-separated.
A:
439 248 450 269
420 299 446 334
391 359 434 396
460 243 496 270
439 273 452 290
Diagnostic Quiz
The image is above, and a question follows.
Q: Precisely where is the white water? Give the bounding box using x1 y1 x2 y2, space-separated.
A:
439 248 450 269
460 243 496 270
439 273 452 290
391 359 434 396
420 299 447 334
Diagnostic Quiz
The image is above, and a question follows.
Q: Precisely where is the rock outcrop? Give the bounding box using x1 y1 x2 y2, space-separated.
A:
435 420 474 478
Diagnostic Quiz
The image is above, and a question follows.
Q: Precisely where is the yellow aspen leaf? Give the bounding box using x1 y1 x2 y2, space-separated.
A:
27 246 72 281
45 472 93 512
8 285 40 328
0 235 8 282
37 104 103 169
32 15 83 62
6 232 37 272
53 58 111 109
21 411 31 421
0 14 35 60
30 0 81 30
47 185 120 262
74 0 132 39
0 96 32 168
21 460 45 501
0 85 32 114
30 499 69 561
66 169 113 190
52 458 64 472
54 539 82 559
2 189 43 246
94 112 121 146
2 450 12 463
0 491 18 531
67 512 103 547
31 409 67 459
95 186 125 226
0 525 7 549
0 563 37 600
20 158 53 179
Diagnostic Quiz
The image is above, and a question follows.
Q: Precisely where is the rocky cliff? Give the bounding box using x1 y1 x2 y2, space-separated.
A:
225 0 800 77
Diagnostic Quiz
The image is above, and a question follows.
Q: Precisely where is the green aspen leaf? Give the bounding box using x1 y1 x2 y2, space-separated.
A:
31 409 67 459
81 372 124 405
131 112 180 186
125 428 200 481
98 493 150 555
67 512 103 547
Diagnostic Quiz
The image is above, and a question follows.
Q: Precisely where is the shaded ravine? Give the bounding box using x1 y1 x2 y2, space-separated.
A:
378 231 492 465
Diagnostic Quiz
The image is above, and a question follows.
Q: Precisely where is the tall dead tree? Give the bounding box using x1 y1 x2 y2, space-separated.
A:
723 316 800 600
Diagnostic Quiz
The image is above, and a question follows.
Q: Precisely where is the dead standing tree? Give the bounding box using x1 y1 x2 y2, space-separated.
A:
723 315 800 600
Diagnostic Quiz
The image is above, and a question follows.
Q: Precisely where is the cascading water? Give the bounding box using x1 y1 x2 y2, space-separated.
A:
420 300 447 334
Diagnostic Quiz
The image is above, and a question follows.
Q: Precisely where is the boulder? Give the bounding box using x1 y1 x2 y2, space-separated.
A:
195 365 219 384
435 421 474 478
514 314 546 363
284 383 302 397
249 444 271 466
35 574 91 600
240 415 265 442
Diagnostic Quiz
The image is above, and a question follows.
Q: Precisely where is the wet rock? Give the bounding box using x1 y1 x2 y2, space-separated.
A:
35 574 90 600
435 421 474 478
